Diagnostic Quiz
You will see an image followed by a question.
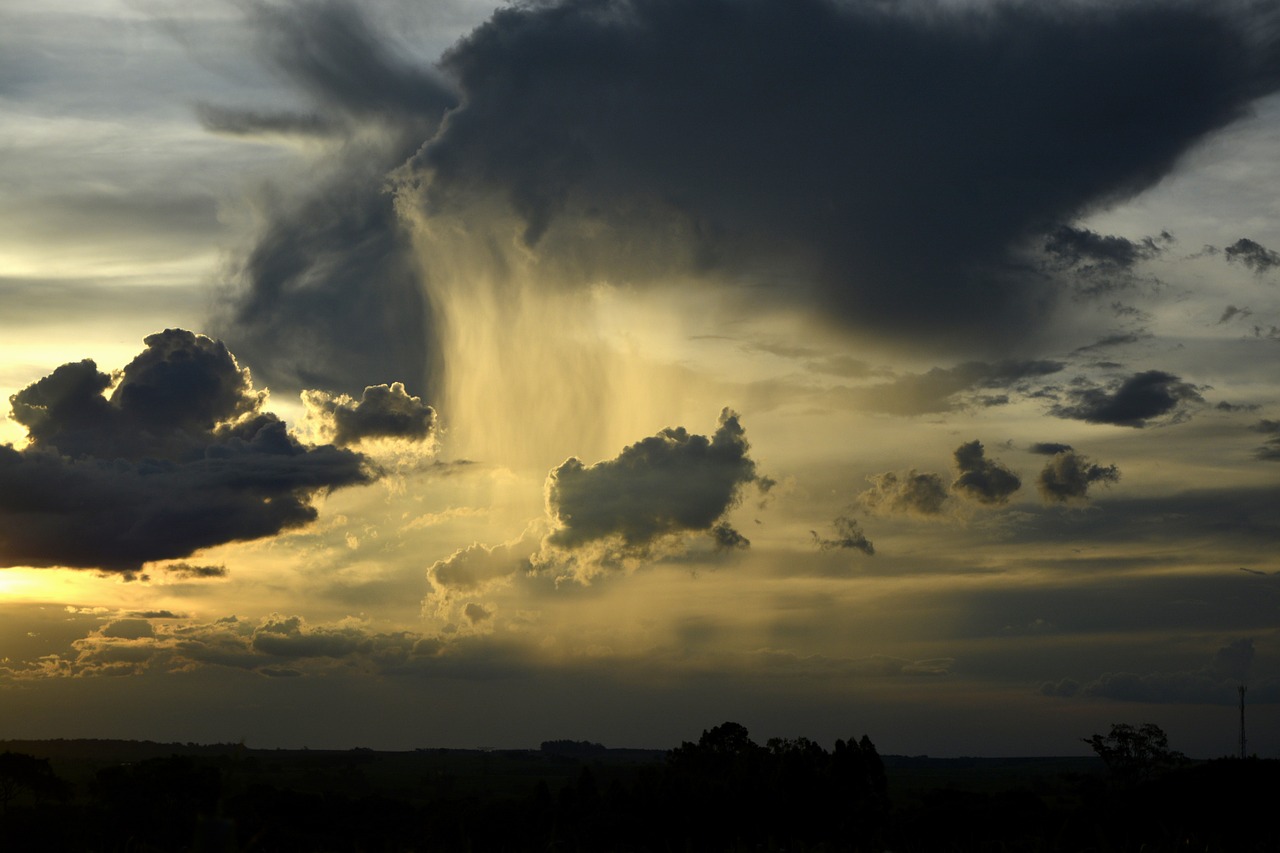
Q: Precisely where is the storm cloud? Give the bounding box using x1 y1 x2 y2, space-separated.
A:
209 0 457 397
1051 370 1205 427
951 440 1021 505
1254 419 1280 460
0 330 370 573
1037 451 1121 503
545 409 758 553
413 0 1280 351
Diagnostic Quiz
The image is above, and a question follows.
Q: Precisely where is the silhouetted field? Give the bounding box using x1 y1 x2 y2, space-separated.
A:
0 726 1276 851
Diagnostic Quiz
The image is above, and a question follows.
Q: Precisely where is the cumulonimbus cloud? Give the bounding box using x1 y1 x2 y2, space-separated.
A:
0 330 372 573
411 0 1280 353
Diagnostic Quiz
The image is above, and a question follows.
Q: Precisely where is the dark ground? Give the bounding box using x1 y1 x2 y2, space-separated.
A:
0 731 1275 851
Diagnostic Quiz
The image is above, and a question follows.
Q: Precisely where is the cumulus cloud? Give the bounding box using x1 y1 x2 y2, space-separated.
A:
544 409 759 555
810 516 875 555
1050 370 1204 427
304 381 436 446
0 330 370 573
424 535 539 621
849 360 1063 415
1224 237 1280 274
1037 451 1120 503
951 440 1021 505
859 470 948 517
411 0 1280 353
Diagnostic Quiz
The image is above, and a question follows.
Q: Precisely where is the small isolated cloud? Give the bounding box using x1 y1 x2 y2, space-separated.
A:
810 516 874 555
859 470 948 517
951 441 1021 505
1029 442 1073 456
1253 419 1280 460
1050 370 1204 428
160 563 228 580
851 360 1063 415
1218 304 1253 324
1037 451 1120 503
0 330 370 573
304 382 436 446
1224 238 1280 274
544 409 759 555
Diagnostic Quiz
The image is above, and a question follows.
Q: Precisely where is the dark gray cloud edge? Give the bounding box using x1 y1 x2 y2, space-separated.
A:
545 409 759 553
414 0 1280 353
0 330 371 573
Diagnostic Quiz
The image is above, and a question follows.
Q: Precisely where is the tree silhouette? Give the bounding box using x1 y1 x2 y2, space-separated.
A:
1084 722 1184 784
0 752 65 813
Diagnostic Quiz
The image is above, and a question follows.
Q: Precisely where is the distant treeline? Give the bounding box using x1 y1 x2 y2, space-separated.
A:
0 723 1277 851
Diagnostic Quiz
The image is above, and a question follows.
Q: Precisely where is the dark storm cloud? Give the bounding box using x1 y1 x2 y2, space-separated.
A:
951 440 1021 505
1224 237 1280 274
304 382 436 446
859 470 948 517
414 0 1280 350
1036 450 1120 503
215 150 436 398
850 360 1063 415
211 0 457 396
1254 419 1280 460
545 409 758 552
810 516 875 555
1050 370 1204 427
0 330 370 573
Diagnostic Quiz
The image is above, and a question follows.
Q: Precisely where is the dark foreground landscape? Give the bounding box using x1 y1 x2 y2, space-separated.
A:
0 723 1276 851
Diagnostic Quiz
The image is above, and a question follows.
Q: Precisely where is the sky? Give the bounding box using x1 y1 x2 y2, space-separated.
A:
1 0 1279 758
